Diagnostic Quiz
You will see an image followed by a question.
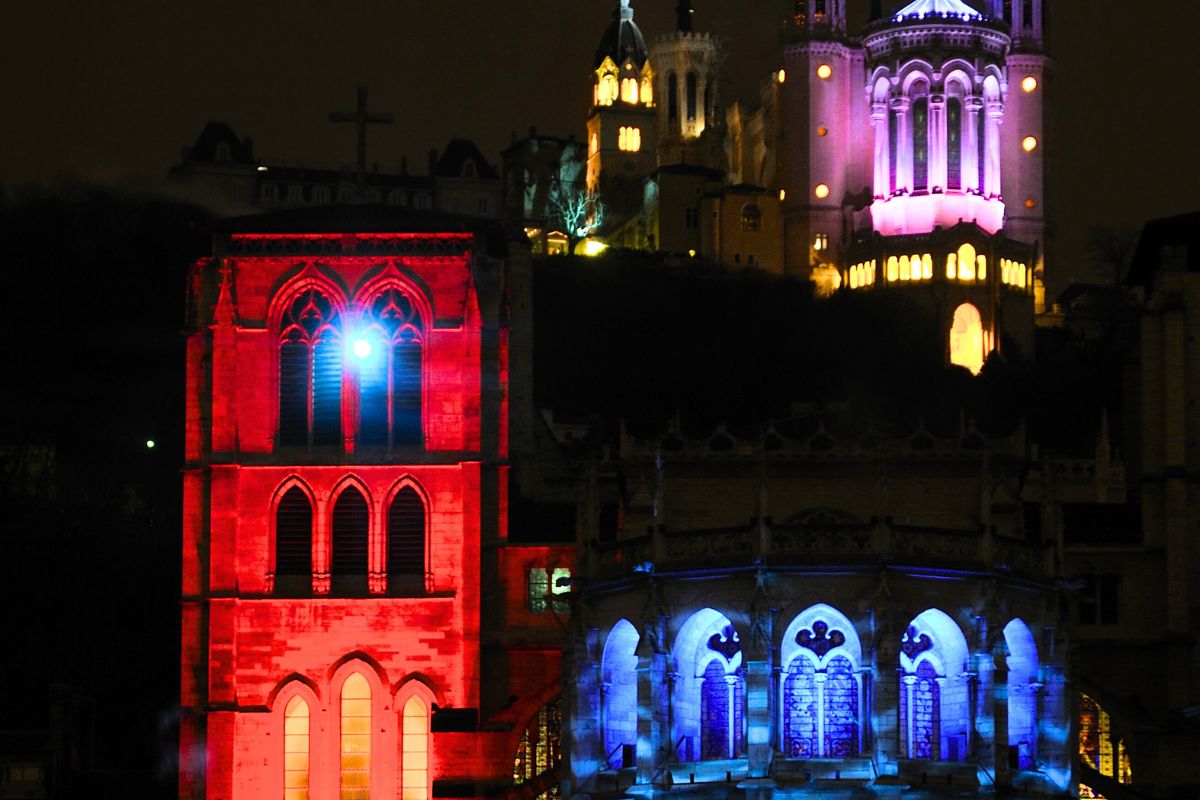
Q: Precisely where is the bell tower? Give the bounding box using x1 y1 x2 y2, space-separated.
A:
586 0 658 220
650 1 724 170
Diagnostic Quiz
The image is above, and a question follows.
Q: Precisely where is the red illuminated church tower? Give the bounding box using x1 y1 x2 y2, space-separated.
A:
180 208 566 800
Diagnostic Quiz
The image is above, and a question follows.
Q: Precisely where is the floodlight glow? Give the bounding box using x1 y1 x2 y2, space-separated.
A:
1022 136 1039 153
146 440 156 449
1022 76 1038 93
582 239 609 257
353 338 373 360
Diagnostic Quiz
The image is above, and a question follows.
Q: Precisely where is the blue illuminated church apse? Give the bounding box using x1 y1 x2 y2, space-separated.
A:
1003 618 1040 770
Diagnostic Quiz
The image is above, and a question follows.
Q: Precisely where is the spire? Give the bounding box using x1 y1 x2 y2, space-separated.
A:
676 0 694 32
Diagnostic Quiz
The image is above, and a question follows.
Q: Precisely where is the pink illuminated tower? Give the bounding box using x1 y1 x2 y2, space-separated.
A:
779 0 1048 372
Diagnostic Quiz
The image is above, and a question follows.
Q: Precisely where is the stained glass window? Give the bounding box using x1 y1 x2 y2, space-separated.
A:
824 656 859 757
700 661 745 760
947 97 962 191
912 98 929 192
513 698 561 800
783 657 817 758
359 288 424 448
278 289 342 448
402 696 429 800
901 660 940 760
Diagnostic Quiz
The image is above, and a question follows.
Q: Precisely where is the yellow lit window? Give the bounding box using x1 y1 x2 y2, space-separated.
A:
618 127 642 152
950 303 985 375
887 256 899 282
947 253 958 280
402 696 430 800
921 253 933 280
849 267 859 289
341 674 371 800
899 255 911 281
977 255 987 280
599 74 618 106
957 243 977 280
589 133 598 156
640 77 653 105
621 78 639 105
285 697 310 800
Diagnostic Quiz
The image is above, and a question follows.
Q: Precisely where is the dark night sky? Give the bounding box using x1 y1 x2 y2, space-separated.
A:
2 0 1197 287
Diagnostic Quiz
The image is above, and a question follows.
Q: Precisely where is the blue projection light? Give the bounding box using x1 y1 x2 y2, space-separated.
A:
352 338 373 360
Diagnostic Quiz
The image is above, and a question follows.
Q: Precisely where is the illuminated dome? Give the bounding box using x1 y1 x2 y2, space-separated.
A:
594 0 649 69
892 0 984 21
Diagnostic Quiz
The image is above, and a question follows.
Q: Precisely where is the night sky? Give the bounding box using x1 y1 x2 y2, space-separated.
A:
2 1 1197 288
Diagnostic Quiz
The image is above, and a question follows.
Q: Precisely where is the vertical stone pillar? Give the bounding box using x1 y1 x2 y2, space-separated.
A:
988 652 1009 788
963 98 981 193
985 101 1003 198
873 632 901 773
745 661 773 776
636 621 671 789
565 630 601 795
928 94 947 192
872 103 891 198
902 675 917 759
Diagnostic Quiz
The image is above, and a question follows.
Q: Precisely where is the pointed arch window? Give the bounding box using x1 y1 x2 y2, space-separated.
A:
781 618 861 759
275 487 313 594
284 696 311 800
279 290 343 448
668 72 679 122
401 696 430 800
388 487 426 592
332 487 369 594
686 72 698 123
340 674 372 800
358 288 424 448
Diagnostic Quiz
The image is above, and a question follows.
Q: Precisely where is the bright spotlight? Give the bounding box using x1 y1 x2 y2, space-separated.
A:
353 338 373 360
146 440 156 449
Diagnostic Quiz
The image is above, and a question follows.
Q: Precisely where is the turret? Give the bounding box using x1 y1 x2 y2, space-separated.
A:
651 0 724 169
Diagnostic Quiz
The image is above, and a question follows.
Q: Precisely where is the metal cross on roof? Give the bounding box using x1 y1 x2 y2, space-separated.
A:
329 85 394 186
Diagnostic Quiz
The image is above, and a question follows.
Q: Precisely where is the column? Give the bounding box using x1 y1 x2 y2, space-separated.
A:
745 661 773 777
636 622 671 789
963 98 981 193
814 672 828 757
985 101 1003 198
929 94 947 192
892 97 912 194
872 102 890 198
903 674 917 759
313 494 330 595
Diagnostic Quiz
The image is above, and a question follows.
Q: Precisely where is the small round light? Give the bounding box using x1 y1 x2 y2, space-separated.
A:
778 189 787 202
816 64 833 80
776 69 787 85
353 338 373 359
814 183 830 199
688 249 697 257
1022 136 1039 153
146 440 156 449
1024 197 1036 209
1021 76 1038 93
817 126 829 137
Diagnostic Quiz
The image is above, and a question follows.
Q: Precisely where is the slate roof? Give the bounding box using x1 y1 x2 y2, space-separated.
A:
594 0 649 69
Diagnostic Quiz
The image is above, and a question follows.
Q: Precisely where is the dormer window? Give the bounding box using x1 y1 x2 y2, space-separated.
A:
462 160 478 179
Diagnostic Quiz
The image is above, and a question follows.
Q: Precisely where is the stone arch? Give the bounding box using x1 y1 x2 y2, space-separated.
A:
778 604 863 758
1003 618 1039 770
268 476 317 591
900 608 971 761
671 608 744 762
601 619 640 768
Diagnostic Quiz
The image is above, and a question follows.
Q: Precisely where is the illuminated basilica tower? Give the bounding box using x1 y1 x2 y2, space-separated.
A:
587 0 658 217
650 1 725 170
771 0 1048 371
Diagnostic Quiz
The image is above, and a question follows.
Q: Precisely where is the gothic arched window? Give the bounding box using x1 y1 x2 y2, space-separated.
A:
284 696 310 800
401 695 430 800
701 657 745 760
686 72 698 123
278 289 343 448
780 608 862 759
388 486 426 591
332 487 369 594
358 288 424 448
340 673 372 800
899 611 971 762
668 72 678 122
275 487 313 594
